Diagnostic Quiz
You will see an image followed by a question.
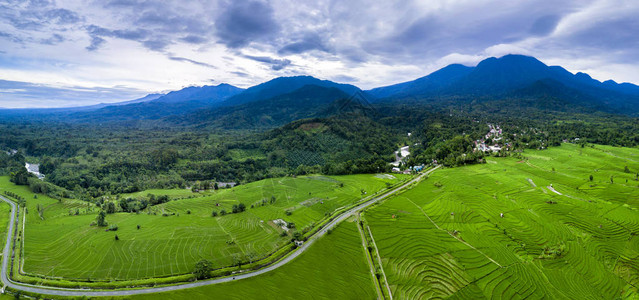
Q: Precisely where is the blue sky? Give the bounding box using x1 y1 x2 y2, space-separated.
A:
0 0 638 108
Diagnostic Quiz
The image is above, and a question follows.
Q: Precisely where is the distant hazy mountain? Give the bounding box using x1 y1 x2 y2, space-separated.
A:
222 76 362 107
65 84 244 122
116 93 165 105
74 93 165 110
0 93 164 114
0 93 166 122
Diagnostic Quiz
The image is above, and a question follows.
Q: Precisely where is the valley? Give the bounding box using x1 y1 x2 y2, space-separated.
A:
2 1 638 298
1 55 639 299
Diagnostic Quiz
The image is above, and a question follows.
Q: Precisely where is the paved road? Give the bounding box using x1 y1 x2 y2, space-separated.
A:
0 166 439 297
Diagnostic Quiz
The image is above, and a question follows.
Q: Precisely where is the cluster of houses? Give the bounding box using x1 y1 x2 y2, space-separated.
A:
474 124 509 153
391 164 425 174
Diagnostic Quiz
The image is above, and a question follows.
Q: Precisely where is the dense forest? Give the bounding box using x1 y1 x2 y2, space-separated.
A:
2 95 639 203
3 55 639 202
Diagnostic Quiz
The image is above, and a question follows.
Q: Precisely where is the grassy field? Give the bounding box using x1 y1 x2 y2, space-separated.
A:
364 143 639 299
0 200 10 250
127 219 376 300
0 173 407 281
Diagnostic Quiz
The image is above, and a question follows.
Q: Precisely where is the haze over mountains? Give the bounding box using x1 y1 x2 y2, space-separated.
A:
2 54 639 126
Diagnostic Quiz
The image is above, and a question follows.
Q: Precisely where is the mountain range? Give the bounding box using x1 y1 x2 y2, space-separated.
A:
369 55 639 112
2 54 639 126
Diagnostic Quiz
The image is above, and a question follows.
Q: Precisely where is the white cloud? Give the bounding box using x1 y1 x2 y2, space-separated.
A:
0 0 637 107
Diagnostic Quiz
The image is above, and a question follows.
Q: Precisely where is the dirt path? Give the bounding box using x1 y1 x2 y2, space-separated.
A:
406 198 503 267
366 224 392 300
547 185 562 195
356 216 384 300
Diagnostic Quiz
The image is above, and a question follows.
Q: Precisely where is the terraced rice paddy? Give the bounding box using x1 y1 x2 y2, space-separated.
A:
0 173 407 280
129 220 376 300
364 143 639 299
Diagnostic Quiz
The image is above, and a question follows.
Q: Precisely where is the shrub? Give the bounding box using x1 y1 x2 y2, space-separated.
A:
95 210 108 227
105 202 116 214
193 259 213 280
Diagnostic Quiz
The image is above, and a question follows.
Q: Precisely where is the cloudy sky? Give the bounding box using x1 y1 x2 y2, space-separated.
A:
0 0 638 108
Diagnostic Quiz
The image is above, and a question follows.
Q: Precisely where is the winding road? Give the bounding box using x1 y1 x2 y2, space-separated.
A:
0 166 439 297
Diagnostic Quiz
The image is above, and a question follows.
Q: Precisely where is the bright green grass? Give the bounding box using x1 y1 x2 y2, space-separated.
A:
0 201 10 249
128 220 376 300
0 173 407 280
365 143 639 299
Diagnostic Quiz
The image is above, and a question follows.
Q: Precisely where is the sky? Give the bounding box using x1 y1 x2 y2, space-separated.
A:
0 0 638 108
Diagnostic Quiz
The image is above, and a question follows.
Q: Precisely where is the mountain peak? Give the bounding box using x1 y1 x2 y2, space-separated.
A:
222 75 361 107
367 63 473 99
603 79 618 85
575 72 593 80
153 83 244 104
476 54 548 70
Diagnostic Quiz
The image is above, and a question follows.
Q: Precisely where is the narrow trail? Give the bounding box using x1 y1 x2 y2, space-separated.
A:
366 225 392 300
547 185 562 195
356 216 384 300
20 210 25 275
406 198 503 268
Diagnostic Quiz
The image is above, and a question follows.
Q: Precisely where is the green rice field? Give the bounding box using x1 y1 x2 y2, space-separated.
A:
4 143 639 299
0 173 407 280
364 143 639 299
128 220 376 300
